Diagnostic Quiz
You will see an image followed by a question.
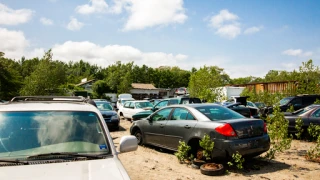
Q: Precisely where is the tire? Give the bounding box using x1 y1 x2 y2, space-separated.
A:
134 130 144 145
200 163 224 176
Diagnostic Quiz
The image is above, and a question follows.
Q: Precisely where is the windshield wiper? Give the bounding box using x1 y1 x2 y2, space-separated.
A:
27 152 109 159
0 159 29 165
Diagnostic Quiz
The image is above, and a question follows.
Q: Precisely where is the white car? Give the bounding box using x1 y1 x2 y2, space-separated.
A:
116 97 135 110
118 100 153 120
0 96 138 180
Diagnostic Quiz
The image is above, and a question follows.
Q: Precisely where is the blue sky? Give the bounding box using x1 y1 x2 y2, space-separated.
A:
0 0 319 78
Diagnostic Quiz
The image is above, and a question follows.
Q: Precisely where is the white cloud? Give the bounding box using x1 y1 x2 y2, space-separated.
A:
0 3 34 25
40 17 54 26
67 17 84 31
0 28 29 59
282 49 313 57
75 0 108 14
47 41 188 68
244 26 263 34
209 9 241 39
123 0 187 31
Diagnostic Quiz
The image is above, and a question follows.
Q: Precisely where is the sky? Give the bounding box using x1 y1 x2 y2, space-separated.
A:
0 0 319 78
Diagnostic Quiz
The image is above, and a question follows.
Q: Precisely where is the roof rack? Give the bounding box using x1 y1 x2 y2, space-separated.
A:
10 96 87 102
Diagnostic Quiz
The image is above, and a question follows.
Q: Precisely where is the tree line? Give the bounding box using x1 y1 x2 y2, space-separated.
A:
0 50 319 101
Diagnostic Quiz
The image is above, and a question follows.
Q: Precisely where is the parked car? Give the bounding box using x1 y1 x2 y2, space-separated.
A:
131 97 202 121
224 97 260 118
94 100 120 130
119 100 154 120
254 102 266 109
284 105 320 135
0 96 137 180
130 104 270 160
261 94 320 117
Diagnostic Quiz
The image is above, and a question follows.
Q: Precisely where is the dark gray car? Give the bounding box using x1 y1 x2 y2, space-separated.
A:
94 100 120 130
130 104 270 160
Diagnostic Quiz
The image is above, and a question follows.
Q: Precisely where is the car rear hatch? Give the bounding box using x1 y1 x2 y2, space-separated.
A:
220 119 265 139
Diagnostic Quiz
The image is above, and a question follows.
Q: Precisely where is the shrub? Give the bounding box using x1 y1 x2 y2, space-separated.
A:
227 152 245 170
175 141 191 162
264 104 292 159
199 134 214 161
306 124 320 162
295 117 304 139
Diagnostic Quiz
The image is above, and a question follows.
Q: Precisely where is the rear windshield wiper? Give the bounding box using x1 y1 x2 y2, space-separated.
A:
0 159 29 165
27 152 109 159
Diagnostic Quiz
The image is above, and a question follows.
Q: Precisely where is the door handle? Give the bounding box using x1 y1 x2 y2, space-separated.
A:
184 125 191 129
160 124 165 128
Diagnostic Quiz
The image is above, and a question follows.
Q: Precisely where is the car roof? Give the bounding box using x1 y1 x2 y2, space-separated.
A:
167 103 219 108
0 101 99 112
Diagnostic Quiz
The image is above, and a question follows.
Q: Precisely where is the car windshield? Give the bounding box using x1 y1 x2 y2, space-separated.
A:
0 111 110 160
279 97 294 106
135 102 153 108
254 102 266 108
196 105 244 120
96 102 113 111
121 99 133 105
295 105 318 116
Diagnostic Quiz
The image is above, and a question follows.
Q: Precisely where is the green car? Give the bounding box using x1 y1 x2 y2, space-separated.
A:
132 97 201 121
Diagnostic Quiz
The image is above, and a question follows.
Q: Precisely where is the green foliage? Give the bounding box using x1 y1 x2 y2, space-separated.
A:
314 99 320 104
295 117 304 139
264 104 292 159
189 66 230 102
199 134 214 160
287 105 295 113
227 152 245 170
174 141 191 162
296 60 320 95
92 80 110 98
240 88 286 106
20 50 67 96
306 124 320 162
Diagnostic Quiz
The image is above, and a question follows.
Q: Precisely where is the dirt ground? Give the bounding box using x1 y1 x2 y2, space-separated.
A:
111 119 320 180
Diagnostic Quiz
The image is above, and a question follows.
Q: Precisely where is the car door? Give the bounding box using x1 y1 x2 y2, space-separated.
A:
122 102 131 118
164 107 198 150
308 108 320 125
128 102 135 118
144 107 173 146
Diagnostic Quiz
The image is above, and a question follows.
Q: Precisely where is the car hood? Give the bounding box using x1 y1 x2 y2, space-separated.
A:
0 157 130 180
100 110 117 116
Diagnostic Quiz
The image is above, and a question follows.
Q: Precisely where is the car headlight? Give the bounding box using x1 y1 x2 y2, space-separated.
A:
111 114 119 120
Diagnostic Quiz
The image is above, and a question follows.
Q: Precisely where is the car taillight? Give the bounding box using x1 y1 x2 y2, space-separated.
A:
264 122 268 133
215 123 237 137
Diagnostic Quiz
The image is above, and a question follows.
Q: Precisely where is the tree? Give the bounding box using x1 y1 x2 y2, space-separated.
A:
188 66 230 102
92 80 110 98
296 60 320 94
20 50 67 95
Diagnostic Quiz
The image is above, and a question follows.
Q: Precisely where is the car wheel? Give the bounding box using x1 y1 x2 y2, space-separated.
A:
134 130 144 145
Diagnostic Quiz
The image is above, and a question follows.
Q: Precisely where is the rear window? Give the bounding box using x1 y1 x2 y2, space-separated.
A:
279 97 294 106
195 106 244 121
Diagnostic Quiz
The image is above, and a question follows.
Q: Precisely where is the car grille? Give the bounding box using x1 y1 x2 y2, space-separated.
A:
103 114 112 120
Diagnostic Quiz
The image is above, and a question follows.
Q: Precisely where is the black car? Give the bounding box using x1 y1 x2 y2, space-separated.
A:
94 100 120 130
224 96 260 118
285 105 320 134
262 94 320 117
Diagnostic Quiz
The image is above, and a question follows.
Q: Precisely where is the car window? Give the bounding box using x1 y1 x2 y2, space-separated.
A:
196 105 244 121
151 108 172 121
155 101 168 108
290 98 302 106
135 102 153 109
279 97 294 106
247 102 255 107
171 108 195 120
124 102 131 108
311 108 320 117
95 102 113 111
129 102 135 108
0 111 109 159
168 99 179 105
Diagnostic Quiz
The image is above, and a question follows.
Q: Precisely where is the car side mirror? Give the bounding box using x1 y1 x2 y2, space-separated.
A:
119 135 138 153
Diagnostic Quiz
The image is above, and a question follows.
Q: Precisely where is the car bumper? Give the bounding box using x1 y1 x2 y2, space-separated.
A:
212 134 270 159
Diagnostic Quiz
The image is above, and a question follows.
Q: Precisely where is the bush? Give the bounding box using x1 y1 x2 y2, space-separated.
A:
227 152 245 170
295 117 304 139
199 134 214 161
175 141 191 162
306 124 320 162
264 104 292 159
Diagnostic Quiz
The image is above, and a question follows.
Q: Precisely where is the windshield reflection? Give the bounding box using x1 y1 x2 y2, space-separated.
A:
0 111 109 159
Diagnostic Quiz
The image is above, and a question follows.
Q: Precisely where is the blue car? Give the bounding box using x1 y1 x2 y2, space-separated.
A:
94 100 120 130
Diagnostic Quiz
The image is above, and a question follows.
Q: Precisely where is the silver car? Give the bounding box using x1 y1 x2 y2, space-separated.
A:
130 104 270 159
0 96 137 180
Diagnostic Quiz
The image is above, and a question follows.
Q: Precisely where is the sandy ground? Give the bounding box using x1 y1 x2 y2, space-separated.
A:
110 119 320 180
